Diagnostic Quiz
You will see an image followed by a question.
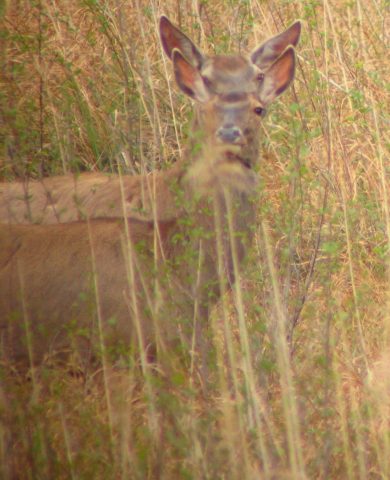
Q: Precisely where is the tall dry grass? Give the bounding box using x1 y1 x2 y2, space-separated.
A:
0 0 389 478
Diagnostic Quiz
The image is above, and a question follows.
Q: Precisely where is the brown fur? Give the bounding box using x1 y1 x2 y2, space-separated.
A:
0 16 300 368
0 156 256 367
0 163 183 224
0 218 166 364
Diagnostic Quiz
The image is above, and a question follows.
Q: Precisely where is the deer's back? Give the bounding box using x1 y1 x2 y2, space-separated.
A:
0 165 183 224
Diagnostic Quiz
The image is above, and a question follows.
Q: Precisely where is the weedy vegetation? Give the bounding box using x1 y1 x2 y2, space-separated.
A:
0 1 389 479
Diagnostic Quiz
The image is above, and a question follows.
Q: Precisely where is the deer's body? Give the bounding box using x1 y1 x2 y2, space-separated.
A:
0 16 300 367
1 219 143 363
0 153 256 365
0 163 184 224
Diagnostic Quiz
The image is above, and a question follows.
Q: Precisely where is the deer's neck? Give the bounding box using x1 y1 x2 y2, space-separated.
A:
145 125 260 222
181 135 259 199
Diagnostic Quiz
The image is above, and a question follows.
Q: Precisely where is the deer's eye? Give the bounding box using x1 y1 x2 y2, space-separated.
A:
254 106 265 116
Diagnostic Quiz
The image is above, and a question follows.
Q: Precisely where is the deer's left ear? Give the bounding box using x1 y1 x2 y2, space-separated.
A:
258 46 296 106
251 20 301 71
172 49 210 102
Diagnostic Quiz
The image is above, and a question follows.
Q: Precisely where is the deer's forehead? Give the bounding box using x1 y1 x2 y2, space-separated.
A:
201 55 258 93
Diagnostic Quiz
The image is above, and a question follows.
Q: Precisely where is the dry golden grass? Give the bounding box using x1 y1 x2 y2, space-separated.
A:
1 0 389 478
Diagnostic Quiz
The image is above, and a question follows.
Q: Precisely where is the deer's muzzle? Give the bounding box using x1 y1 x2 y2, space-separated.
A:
216 125 243 144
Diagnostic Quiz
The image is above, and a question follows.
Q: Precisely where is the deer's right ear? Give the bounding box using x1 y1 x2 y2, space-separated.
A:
258 46 296 106
172 49 210 102
160 16 204 68
251 20 301 71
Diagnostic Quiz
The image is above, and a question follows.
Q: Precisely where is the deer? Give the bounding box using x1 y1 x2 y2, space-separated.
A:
0 16 301 376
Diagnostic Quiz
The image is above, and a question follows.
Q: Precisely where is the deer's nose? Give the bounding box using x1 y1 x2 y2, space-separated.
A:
216 125 243 144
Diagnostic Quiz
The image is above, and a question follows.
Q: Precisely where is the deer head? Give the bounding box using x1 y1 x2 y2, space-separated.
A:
160 16 301 170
